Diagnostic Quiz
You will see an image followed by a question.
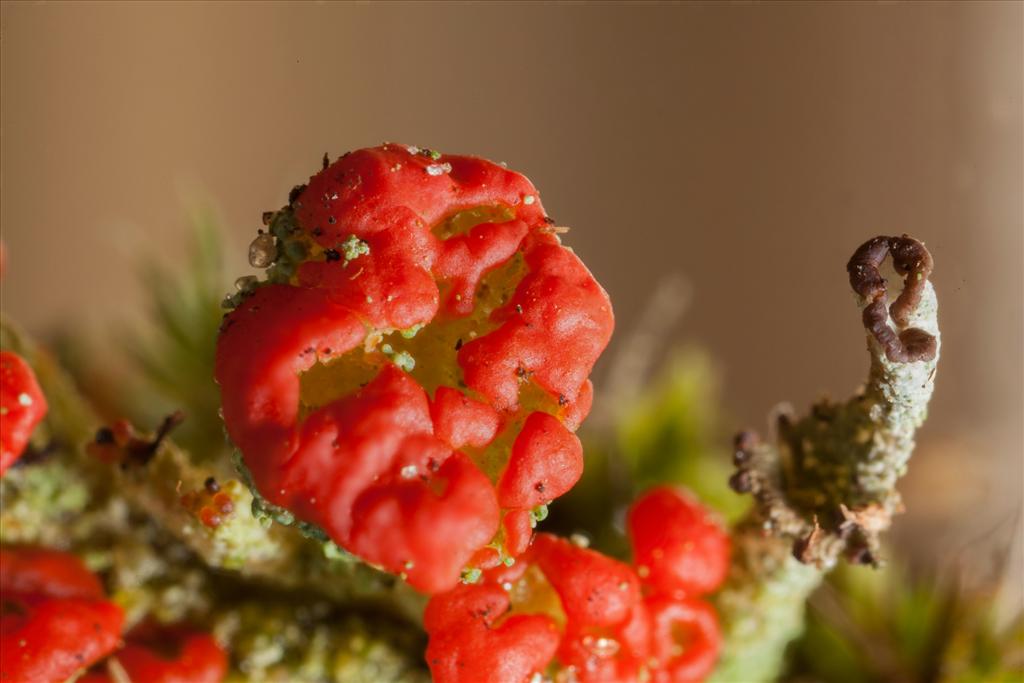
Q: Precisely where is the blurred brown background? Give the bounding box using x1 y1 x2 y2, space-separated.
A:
1 2 1021 590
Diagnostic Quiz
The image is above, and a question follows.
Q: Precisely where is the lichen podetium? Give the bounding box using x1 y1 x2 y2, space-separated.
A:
712 235 940 682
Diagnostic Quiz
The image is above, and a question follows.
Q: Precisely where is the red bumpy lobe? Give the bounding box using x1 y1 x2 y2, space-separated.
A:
424 583 560 683
531 535 654 682
78 628 227 683
647 597 722 683
530 534 642 628
425 484 730 683
0 547 124 683
627 486 731 598
0 352 48 475
457 241 612 413
425 534 647 683
497 412 583 510
216 145 613 593
277 364 498 593
556 601 653 683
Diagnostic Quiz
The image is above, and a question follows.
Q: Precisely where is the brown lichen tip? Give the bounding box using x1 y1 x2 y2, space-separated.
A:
847 235 937 363
88 411 185 467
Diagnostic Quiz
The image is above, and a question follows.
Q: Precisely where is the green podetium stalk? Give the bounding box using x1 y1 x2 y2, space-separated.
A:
711 235 941 682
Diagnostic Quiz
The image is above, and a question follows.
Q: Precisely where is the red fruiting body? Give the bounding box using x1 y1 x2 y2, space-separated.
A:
78 627 227 683
0 546 105 600
425 519 726 683
424 583 560 683
216 144 613 592
0 351 48 475
628 486 731 597
425 488 729 682
497 412 584 510
530 534 641 628
647 597 722 683
0 546 124 683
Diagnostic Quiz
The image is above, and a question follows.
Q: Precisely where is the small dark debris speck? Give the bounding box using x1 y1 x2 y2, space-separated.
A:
728 470 753 493
289 184 307 205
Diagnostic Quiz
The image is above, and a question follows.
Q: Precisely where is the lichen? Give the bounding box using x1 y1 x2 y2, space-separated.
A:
711 235 940 683
1 318 429 681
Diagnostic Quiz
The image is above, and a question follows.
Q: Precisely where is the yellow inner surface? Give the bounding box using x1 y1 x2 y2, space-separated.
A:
432 205 514 240
299 205 569 489
463 381 561 481
298 205 564 482
290 206 583 567
503 563 567 630
298 246 524 405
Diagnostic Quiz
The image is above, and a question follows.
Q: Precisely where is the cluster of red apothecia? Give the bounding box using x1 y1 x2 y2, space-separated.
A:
215 144 614 593
0 546 226 683
1 353 226 683
425 486 730 683
1 147 733 682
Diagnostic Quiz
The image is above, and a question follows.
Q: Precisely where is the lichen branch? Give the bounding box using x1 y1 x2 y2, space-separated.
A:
711 235 940 682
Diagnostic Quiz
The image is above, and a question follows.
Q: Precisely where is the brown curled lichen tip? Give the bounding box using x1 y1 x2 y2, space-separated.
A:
847 234 937 363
